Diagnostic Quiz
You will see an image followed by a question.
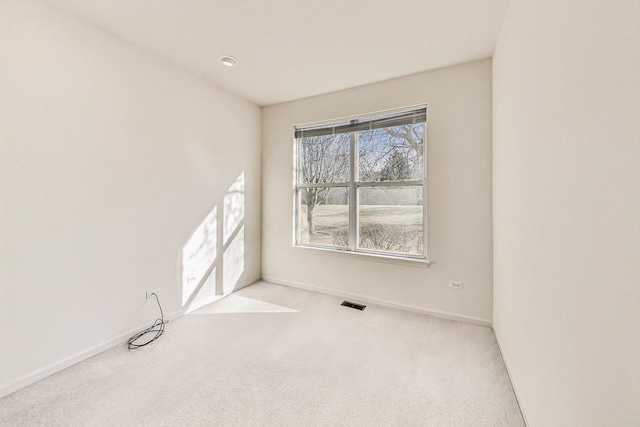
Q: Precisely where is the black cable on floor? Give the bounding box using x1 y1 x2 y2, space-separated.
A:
127 293 168 350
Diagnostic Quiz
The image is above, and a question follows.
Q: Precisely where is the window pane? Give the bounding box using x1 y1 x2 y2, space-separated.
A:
299 133 350 184
298 187 349 248
358 186 424 256
358 123 424 182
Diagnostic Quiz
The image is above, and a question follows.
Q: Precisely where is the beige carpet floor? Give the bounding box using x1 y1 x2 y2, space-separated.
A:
0 281 525 426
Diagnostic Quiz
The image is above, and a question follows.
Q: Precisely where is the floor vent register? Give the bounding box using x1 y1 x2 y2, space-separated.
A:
341 301 366 311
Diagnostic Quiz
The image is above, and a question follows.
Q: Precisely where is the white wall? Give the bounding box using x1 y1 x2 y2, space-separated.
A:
492 0 640 425
0 0 261 395
262 60 493 323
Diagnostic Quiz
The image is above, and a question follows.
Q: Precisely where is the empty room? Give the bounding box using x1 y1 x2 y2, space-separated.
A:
1 0 638 426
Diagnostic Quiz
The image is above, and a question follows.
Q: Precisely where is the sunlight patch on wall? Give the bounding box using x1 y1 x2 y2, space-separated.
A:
181 171 246 308
182 205 217 305
223 225 244 295
184 268 222 313
224 172 244 244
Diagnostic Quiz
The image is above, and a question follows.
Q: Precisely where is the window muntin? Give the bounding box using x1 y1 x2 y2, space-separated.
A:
295 106 426 259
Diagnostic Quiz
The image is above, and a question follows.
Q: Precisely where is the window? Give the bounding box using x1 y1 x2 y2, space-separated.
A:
294 106 427 259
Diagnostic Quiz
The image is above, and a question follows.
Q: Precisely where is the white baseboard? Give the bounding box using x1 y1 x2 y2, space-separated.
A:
0 275 262 399
232 275 261 293
493 329 530 427
261 275 492 328
0 307 185 399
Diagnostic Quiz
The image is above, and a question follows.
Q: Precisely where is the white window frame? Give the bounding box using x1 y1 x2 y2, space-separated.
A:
293 105 428 261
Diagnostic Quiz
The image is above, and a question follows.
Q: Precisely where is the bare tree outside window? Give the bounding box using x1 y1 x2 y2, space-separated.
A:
299 133 349 235
359 123 424 182
380 151 411 181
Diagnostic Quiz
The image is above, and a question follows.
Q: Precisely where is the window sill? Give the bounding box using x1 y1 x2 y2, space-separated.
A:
291 244 431 268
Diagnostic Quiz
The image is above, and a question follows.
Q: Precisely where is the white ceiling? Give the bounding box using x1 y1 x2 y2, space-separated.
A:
40 0 510 106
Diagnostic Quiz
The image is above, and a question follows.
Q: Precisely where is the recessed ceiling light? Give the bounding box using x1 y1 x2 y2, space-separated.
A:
220 56 238 67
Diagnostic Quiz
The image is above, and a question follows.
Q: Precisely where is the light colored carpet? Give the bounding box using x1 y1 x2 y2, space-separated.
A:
0 281 524 426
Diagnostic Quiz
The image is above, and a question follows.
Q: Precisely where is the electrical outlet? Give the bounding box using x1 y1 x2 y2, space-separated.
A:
449 281 463 290
146 289 160 299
